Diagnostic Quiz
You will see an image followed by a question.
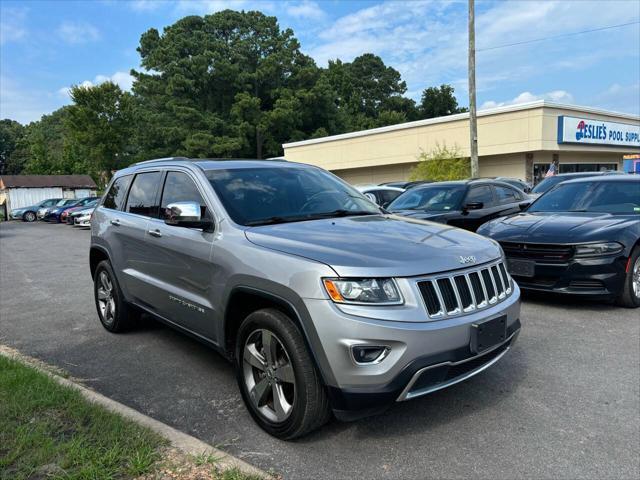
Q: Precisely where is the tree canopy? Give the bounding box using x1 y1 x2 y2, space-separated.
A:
1 9 466 184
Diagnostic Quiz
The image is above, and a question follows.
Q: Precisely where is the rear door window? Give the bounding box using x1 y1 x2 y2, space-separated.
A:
125 172 162 217
465 185 495 207
494 185 519 204
103 175 132 210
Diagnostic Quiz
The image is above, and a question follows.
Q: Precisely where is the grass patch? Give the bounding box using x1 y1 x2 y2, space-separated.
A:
0 355 166 479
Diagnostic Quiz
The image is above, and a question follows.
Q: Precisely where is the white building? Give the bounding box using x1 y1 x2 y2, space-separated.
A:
0 175 98 217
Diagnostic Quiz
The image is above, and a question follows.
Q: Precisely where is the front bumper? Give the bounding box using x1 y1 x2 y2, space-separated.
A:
303 282 521 418
509 254 627 298
9 211 24 219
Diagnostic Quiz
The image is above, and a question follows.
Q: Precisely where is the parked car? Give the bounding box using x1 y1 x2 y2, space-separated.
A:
478 176 640 307
387 179 530 232
9 198 62 222
73 208 94 228
38 199 77 220
90 158 521 439
68 203 97 225
380 180 431 189
478 177 531 193
355 185 404 207
530 171 625 198
42 198 94 223
62 198 100 224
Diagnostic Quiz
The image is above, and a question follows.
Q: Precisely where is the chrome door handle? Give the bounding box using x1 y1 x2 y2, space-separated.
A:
110 219 120 226
148 229 162 238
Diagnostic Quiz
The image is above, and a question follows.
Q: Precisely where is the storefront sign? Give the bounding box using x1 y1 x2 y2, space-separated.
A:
557 116 640 147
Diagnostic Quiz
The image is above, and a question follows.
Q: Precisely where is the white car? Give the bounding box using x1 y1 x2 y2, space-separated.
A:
73 208 94 227
355 185 405 208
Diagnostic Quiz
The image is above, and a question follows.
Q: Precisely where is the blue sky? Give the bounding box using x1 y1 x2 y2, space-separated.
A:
1 0 639 124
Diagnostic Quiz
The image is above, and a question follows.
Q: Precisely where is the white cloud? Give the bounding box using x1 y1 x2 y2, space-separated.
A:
129 0 168 11
480 90 574 110
590 83 640 115
0 7 28 45
305 0 639 102
56 21 100 44
58 71 134 98
286 1 326 20
175 0 266 14
1 76 62 124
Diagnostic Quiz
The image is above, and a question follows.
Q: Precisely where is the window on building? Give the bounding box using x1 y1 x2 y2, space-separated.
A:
533 163 618 185
125 172 162 217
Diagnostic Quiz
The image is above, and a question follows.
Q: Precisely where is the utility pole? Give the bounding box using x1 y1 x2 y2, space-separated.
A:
468 0 479 178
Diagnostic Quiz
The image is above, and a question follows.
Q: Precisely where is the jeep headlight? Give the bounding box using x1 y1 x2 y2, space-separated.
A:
323 278 402 304
574 242 623 257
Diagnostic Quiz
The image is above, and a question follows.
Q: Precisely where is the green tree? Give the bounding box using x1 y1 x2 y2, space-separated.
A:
419 84 467 119
409 143 470 181
324 54 417 131
22 108 82 175
132 10 335 159
0 119 29 174
65 82 136 180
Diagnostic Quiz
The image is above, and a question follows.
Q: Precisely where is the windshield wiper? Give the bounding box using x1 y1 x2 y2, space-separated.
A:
306 209 379 219
245 210 378 226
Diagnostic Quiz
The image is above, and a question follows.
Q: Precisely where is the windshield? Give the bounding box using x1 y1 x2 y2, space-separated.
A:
531 176 570 194
206 167 380 226
388 185 466 211
528 181 639 214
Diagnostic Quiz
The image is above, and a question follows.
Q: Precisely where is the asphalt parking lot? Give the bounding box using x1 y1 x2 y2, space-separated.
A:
1 221 639 479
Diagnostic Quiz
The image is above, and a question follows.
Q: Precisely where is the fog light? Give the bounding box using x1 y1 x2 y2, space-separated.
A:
352 345 390 364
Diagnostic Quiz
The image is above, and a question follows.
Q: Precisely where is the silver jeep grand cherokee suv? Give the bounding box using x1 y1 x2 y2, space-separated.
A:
90 157 521 439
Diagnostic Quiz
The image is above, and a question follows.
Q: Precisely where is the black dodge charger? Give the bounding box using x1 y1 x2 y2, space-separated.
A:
477 175 640 307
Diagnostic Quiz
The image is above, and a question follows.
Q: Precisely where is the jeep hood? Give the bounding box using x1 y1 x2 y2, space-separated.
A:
244 214 501 277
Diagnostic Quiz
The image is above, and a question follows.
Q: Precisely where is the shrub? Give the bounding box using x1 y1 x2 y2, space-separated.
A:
409 143 470 181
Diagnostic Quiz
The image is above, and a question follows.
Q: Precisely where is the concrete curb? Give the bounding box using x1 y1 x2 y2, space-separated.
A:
0 345 269 479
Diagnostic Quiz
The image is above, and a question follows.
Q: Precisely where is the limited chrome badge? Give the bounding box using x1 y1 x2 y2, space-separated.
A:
459 255 476 264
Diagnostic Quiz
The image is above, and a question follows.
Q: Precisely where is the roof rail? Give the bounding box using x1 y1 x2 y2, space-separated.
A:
133 156 191 166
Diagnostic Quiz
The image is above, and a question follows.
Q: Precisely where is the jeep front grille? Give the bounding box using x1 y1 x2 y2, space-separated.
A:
417 260 512 319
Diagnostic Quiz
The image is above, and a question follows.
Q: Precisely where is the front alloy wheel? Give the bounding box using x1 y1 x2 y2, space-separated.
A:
23 211 36 222
235 308 331 439
243 329 296 423
618 247 640 308
633 256 640 300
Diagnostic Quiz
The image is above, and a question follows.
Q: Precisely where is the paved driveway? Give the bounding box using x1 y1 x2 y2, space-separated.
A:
1 221 639 479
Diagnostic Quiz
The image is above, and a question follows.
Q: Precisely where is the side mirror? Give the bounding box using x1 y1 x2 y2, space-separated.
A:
519 201 530 211
464 202 484 211
164 202 213 230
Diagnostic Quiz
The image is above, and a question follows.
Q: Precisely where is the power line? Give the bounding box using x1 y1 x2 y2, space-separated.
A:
478 20 640 52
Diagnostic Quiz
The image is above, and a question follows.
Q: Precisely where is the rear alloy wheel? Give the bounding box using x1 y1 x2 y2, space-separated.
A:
93 260 139 332
617 247 640 308
23 211 36 222
236 308 331 439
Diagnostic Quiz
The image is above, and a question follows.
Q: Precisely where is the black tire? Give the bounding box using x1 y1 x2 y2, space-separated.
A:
93 260 139 332
23 211 36 222
235 308 331 439
617 246 640 308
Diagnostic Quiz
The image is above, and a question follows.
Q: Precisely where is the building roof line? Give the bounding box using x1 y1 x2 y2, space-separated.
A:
282 100 640 149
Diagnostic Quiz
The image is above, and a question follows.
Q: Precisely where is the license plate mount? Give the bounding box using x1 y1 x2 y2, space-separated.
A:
507 258 535 277
470 315 507 354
